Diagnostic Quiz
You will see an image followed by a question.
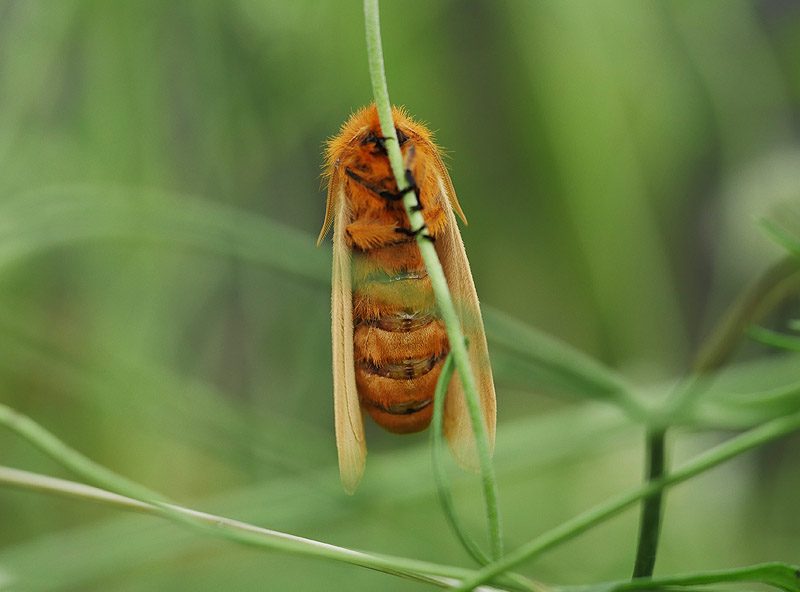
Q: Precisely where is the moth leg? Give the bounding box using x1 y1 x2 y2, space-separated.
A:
373 135 388 153
345 168 415 202
347 220 410 250
401 145 424 212
421 203 447 238
405 169 424 212
382 184 416 202
395 224 435 243
395 190 446 243
379 165 420 204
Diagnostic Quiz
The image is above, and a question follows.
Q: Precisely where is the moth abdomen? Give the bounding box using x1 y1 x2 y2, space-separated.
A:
351 243 450 433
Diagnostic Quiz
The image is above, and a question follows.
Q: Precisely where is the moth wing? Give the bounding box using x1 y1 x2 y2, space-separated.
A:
329 178 366 493
430 162 497 471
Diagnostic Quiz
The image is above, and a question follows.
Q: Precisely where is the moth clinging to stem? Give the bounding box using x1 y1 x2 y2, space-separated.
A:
318 104 496 493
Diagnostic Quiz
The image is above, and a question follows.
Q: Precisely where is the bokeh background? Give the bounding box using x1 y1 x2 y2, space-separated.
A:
1 1 799 590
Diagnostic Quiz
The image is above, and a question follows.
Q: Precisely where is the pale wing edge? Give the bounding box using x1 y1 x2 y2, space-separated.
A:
331 187 366 493
434 173 497 472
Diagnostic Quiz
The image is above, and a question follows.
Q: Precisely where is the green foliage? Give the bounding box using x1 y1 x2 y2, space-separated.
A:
1 1 799 591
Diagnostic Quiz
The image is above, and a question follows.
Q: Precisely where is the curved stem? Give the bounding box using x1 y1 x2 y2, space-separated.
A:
748 325 800 352
431 357 542 591
693 256 800 374
432 353 491 565
362 0 502 560
0 466 474 589
0 405 533 591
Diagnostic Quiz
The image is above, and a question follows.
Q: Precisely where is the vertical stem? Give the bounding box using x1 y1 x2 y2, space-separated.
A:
630 259 800 581
635 258 800 579
362 0 502 560
631 429 666 578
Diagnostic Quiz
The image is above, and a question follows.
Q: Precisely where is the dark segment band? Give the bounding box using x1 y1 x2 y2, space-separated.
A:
358 352 446 380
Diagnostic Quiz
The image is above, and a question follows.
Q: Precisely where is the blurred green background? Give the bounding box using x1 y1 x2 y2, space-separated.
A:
1 1 799 590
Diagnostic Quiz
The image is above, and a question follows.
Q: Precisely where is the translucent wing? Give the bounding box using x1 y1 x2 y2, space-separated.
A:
430 160 497 471
329 179 366 493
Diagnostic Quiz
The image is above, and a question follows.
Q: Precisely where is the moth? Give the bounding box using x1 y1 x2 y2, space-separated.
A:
318 104 496 493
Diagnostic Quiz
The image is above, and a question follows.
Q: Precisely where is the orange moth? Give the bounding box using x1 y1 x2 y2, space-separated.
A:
318 104 496 493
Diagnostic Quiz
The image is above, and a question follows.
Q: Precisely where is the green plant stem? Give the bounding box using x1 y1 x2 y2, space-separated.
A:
0 402 171 506
559 561 800 592
432 357 543 591
693 256 800 374
748 325 800 352
432 353 491 565
631 429 665 578
628 256 800 579
0 466 495 590
661 257 800 425
0 405 532 591
363 0 502 560
631 378 703 579
454 410 800 591
762 218 800 259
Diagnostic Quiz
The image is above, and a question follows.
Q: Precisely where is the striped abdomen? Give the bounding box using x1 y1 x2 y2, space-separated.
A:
351 241 450 433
